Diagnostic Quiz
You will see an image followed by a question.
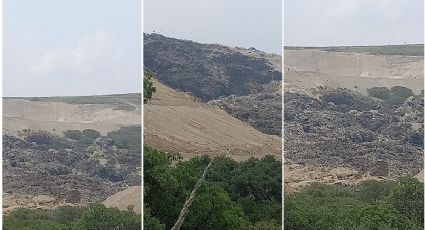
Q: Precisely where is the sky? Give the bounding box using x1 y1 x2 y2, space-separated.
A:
4 0 140 97
285 0 424 46
143 0 282 54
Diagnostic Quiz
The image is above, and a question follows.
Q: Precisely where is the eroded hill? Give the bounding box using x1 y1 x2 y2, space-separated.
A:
144 79 281 160
144 33 282 136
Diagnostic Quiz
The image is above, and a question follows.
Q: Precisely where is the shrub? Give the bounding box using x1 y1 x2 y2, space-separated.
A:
63 130 83 141
79 204 141 230
391 86 413 99
144 69 157 104
367 87 392 100
107 126 141 152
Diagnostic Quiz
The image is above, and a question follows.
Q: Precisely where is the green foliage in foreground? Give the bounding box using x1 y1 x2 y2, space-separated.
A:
285 178 424 230
144 146 281 229
3 204 141 230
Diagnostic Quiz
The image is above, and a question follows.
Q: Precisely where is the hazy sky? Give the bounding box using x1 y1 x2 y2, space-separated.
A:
4 0 140 97
144 0 282 54
285 0 424 46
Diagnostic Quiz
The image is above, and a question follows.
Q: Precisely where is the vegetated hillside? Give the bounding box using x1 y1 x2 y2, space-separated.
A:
3 128 141 214
144 79 281 160
284 87 423 191
144 33 282 136
3 94 141 136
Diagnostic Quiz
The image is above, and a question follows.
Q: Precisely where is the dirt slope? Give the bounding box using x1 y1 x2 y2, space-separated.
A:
144 79 281 160
284 49 424 94
3 97 141 135
103 186 141 214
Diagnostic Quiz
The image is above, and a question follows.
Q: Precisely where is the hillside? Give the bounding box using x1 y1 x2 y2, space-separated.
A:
144 79 281 160
3 94 141 136
284 47 424 191
284 48 424 94
144 33 282 136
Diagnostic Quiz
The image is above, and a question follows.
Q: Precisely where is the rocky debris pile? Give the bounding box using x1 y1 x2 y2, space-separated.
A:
144 33 281 101
284 88 423 179
3 132 140 207
144 33 283 137
209 88 282 136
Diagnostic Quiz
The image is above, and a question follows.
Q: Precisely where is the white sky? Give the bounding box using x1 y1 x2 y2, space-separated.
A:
285 0 424 46
4 0 141 97
144 0 282 54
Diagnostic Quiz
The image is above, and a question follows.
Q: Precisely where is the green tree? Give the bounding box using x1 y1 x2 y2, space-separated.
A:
144 69 156 104
79 204 141 230
367 87 392 100
183 183 251 230
63 130 83 141
387 177 424 225
390 86 413 99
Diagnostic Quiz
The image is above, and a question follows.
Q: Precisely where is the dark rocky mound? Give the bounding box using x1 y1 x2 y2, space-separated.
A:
144 33 282 136
284 88 424 178
3 131 140 204
209 91 282 136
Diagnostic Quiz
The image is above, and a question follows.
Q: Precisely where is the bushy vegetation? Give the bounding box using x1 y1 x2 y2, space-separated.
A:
367 86 414 104
320 88 378 111
107 126 141 152
3 204 141 230
284 178 424 229
144 146 281 229
23 130 74 150
63 129 101 145
144 69 157 104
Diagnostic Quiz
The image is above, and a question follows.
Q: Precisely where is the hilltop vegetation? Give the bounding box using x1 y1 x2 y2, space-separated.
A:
144 146 281 229
285 178 424 229
285 44 424 56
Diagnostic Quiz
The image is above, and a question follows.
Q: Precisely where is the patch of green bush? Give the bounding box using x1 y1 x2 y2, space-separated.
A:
367 87 392 100
144 69 156 104
63 129 100 145
144 146 281 229
107 126 141 152
284 178 424 229
367 86 414 104
3 204 141 230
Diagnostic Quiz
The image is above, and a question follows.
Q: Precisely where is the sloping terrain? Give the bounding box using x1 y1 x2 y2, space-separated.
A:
103 186 141 214
144 79 281 160
3 94 141 136
284 48 424 94
284 47 424 191
144 33 282 136
3 134 140 213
